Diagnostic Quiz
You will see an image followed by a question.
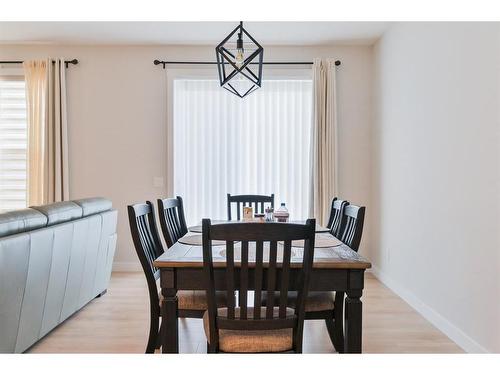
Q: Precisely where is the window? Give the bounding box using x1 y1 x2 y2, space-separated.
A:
173 78 313 225
0 76 27 213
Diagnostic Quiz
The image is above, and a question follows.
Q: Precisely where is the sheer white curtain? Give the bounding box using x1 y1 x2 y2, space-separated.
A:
173 77 313 225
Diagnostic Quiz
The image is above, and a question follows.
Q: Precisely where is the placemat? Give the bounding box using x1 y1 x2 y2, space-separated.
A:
178 234 226 246
287 234 342 248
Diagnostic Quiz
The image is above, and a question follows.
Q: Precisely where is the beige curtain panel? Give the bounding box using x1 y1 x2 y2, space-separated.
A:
23 59 69 206
309 58 338 226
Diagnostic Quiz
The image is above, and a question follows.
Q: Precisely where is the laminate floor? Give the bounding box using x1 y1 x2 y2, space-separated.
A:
28 272 463 353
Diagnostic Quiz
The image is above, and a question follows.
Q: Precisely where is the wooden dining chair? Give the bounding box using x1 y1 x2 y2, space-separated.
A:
326 197 349 238
128 201 229 353
262 204 367 353
227 193 274 220
202 219 316 353
157 196 188 248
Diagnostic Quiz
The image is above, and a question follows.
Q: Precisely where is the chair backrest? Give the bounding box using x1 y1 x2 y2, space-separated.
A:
227 193 274 220
157 196 188 248
127 202 164 307
326 197 349 237
340 204 365 252
202 219 316 352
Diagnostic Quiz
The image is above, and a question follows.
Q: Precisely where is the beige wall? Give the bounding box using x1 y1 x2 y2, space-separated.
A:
372 22 500 352
0 43 374 269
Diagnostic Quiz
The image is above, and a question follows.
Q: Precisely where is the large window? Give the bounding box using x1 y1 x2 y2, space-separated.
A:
173 78 313 225
0 76 27 213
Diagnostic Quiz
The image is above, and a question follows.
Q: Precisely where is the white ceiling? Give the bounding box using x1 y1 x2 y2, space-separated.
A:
0 22 391 45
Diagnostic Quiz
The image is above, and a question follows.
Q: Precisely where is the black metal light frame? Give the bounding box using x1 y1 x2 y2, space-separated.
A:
215 21 264 98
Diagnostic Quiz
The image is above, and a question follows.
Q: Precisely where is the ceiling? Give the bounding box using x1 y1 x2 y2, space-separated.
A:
0 22 391 45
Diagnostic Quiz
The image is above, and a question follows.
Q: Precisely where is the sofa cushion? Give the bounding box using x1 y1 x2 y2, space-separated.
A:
0 209 48 237
31 202 83 226
73 197 112 217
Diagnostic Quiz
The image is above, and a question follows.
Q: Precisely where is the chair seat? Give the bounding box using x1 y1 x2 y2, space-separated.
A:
159 290 228 311
203 307 294 353
262 291 335 312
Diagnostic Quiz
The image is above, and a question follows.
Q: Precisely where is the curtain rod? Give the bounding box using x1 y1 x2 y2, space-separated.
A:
153 59 341 69
0 59 79 68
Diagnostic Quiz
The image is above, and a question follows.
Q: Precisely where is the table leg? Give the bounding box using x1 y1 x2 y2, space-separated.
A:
160 268 179 353
344 289 362 353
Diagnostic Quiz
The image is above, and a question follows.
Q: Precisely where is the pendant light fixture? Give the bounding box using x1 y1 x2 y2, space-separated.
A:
216 21 264 98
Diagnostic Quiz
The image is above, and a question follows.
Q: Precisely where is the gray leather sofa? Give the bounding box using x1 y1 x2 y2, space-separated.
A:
0 198 117 353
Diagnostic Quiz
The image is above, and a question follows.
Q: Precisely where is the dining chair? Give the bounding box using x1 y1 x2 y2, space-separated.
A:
202 219 316 353
157 196 188 248
127 201 229 353
262 204 366 353
227 193 274 220
326 197 349 238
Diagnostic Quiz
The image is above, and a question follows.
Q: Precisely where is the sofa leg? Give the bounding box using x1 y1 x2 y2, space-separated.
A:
96 289 107 298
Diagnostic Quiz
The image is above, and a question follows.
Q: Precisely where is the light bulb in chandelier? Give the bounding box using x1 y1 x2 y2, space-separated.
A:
235 32 244 68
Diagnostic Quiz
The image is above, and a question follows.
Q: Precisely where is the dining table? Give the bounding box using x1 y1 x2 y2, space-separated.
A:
153 220 372 353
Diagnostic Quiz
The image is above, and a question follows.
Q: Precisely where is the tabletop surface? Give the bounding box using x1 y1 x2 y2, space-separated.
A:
154 233 371 270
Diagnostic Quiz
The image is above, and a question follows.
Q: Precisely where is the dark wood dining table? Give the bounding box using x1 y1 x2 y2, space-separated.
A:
153 221 371 353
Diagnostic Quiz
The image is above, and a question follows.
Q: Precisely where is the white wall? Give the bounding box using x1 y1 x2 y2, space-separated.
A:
372 22 500 352
0 44 373 270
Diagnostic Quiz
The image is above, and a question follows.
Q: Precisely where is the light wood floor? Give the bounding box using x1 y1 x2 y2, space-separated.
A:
27 272 462 353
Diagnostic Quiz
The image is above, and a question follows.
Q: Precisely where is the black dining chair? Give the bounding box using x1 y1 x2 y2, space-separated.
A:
128 201 229 353
202 219 316 353
326 197 349 238
157 196 188 248
227 193 274 220
263 203 367 353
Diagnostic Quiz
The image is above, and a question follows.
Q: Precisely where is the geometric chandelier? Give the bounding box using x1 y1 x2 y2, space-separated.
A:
215 21 264 98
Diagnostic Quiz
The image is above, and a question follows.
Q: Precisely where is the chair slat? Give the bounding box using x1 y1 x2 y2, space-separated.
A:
279 240 292 319
239 241 249 319
253 240 264 319
266 240 278 319
226 240 235 319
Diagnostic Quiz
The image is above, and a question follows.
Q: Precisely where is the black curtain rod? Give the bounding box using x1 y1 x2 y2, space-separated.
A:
153 59 340 69
0 59 79 68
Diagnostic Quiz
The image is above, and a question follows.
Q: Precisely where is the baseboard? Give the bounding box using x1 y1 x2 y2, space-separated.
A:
112 261 142 272
370 265 489 353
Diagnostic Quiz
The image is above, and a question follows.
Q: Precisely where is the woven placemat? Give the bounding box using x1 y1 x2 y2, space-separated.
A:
178 234 226 246
287 234 342 248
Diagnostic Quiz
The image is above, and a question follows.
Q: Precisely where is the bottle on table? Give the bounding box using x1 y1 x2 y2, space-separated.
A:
274 203 289 223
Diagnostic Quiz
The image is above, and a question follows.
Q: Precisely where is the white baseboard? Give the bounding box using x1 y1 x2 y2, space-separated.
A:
370 265 489 353
112 261 142 272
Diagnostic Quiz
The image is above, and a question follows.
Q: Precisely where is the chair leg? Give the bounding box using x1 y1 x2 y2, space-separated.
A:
146 309 160 354
325 318 344 353
207 341 217 353
332 292 345 353
156 320 163 349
